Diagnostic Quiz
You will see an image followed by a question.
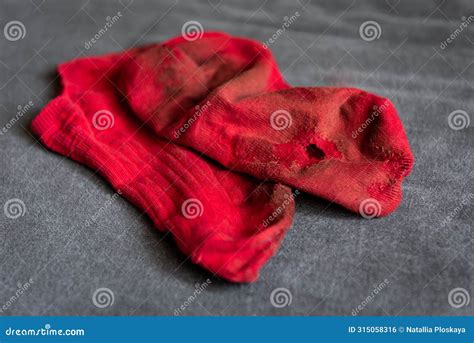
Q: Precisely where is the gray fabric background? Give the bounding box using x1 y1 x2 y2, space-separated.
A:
0 0 472 316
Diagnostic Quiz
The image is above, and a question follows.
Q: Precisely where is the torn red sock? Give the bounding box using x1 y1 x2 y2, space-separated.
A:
31 50 294 283
121 32 414 216
32 31 413 283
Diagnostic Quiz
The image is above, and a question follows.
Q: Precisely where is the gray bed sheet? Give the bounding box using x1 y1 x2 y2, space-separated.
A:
0 0 472 316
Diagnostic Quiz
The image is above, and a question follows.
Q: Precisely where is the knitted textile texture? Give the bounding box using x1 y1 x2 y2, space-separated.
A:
31 32 413 282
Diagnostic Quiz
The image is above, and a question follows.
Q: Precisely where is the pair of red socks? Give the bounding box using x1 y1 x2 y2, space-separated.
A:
32 32 413 282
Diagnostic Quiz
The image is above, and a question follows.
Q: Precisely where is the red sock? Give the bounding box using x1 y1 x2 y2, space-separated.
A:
121 32 414 216
31 51 294 283
32 32 413 282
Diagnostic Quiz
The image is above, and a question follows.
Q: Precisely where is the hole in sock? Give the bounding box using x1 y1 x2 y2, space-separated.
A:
305 144 325 160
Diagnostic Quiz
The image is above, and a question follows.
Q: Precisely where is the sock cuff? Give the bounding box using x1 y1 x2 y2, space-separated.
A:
31 96 140 189
31 96 80 144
